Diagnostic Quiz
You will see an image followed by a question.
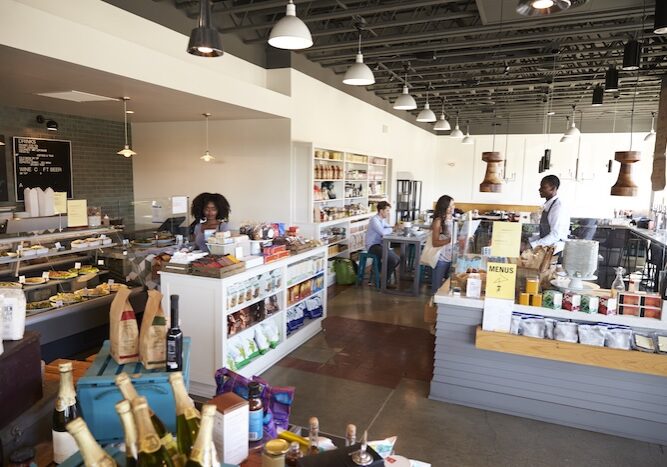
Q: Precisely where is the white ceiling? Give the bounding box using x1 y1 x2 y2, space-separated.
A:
0 45 278 123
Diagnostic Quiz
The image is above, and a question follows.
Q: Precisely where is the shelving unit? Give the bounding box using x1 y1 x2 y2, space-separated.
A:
160 246 328 397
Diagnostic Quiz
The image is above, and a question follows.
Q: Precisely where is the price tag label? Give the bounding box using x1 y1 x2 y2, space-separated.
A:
42 271 50 280
98 259 105 266
55 242 62 250
16 245 23 251
122 250 128 256
55 300 63 307
100 234 107 239
18 275 25 284
108 279 115 287
74 262 82 270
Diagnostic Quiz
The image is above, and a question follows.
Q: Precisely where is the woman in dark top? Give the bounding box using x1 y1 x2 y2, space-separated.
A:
190 192 231 251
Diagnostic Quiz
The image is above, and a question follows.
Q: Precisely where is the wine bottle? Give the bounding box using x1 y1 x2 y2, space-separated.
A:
115 400 138 467
166 295 183 372
132 397 175 467
53 362 82 464
184 405 220 467
169 372 200 457
66 418 117 466
115 373 178 458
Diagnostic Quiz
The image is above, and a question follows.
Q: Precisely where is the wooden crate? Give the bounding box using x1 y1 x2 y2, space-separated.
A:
475 326 667 377
191 262 244 278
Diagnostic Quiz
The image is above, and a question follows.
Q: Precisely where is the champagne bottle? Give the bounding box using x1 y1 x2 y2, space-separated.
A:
184 405 220 467
166 295 183 372
132 397 175 467
345 424 357 447
115 400 138 467
115 373 178 457
66 418 117 466
169 372 200 457
53 362 82 464
307 417 319 455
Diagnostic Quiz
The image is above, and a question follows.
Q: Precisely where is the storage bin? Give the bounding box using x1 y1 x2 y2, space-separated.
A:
76 338 191 443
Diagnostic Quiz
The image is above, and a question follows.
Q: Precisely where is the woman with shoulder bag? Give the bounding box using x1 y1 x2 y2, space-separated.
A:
430 195 455 294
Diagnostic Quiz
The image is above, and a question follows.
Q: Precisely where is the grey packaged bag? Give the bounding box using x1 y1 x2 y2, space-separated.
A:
554 321 578 343
578 324 606 347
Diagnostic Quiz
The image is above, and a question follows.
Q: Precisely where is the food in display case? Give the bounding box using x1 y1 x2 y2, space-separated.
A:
68 266 100 275
49 293 84 305
48 271 79 280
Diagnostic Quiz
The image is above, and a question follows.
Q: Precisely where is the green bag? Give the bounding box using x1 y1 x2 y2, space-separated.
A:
333 258 357 285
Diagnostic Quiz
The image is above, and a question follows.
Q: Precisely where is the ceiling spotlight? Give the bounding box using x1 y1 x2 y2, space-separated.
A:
605 65 619 92
187 0 223 57
516 0 571 17
343 27 374 86
36 115 58 132
655 0 667 34
591 84 604 106
547 111 556 116
645 112 656 143
622 39 641 71
268 0 313 50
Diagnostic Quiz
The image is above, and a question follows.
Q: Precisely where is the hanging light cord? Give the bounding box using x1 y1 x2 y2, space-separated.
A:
123 99 129 146
630 0 646 150
357 31 362 54
205 114 210 152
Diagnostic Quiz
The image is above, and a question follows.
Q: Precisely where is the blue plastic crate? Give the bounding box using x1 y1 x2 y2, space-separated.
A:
76 338 191 443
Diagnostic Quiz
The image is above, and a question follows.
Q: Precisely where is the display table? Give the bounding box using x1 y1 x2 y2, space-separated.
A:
430 292 667 445
381 232 427 296
160 247 328 397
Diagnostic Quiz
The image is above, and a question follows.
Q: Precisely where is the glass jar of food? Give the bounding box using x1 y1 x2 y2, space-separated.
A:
261 439 289 467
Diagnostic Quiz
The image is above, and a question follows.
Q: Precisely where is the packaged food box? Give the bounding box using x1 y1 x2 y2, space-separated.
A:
543 290 563 309
619 304 640 316
563 292 581 312
599 297 618 315
642 307 662 319
618 292 641 306
581 295 599 314
642 294 662 308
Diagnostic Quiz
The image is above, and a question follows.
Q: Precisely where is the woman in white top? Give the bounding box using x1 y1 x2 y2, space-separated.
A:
431 195 455 294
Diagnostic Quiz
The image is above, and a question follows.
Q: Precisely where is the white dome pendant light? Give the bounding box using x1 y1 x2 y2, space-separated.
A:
343 24 374 86
461 121 474 144
200 113 215 162
416 85 436 123
268 0 313 50
559 116 571 143
645 112 656 142
450 112 464 138
564 105 580 137
433 99 451 131
117 97 136 158
393 64 417 110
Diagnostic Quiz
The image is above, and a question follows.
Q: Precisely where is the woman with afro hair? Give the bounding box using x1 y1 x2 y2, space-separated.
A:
190 192 231 251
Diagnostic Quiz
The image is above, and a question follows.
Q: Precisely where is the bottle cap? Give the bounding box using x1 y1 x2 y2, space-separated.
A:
309 416 319 430
248 381 261 397
58 362 73 372
264 439 289 456
346 424 356 437
115 399 131 414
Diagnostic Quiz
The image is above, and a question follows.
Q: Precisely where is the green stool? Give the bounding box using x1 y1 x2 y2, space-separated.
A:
356 251 381 288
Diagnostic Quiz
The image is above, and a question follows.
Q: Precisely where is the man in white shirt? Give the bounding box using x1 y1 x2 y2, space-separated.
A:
530 175 570 254
365 201 399 285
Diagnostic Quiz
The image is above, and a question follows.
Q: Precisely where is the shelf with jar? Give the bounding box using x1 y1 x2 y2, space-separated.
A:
313 181 344 202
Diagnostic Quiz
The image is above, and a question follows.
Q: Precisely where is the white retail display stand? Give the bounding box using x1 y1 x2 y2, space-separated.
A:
160 246 328 397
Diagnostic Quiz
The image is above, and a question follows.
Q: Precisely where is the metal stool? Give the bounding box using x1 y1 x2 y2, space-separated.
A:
356 251 381 288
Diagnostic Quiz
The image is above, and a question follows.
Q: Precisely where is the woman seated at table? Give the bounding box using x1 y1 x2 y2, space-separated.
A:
190 192 231 251
431 195 455 294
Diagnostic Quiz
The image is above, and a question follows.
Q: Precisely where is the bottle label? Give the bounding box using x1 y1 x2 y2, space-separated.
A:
248 409 263 441
52 429 79 464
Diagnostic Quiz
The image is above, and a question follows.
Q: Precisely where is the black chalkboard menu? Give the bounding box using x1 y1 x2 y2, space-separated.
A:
13 137 73 201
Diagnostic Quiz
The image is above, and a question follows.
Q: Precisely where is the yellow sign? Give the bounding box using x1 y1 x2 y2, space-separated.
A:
485 262 517 300
67 199 88 227
54 192 67 214
491 221 522 257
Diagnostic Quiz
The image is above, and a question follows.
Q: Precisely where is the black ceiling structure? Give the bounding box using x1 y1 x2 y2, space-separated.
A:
151 0 665 131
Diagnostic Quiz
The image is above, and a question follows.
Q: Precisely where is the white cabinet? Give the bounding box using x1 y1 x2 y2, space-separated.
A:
160 247 328 397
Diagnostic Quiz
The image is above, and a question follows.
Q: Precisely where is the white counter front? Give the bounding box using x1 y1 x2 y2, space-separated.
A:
161 247 328 397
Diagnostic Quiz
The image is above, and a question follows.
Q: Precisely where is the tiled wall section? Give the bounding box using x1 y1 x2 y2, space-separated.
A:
0 105 135 228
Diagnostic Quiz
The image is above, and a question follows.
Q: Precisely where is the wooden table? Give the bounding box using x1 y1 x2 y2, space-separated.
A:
381 232 427 296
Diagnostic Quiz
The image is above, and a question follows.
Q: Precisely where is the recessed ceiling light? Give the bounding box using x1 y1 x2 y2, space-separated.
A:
36 90 118 103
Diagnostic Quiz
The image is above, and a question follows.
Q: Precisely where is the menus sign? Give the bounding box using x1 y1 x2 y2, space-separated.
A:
485 262 517 300
13 137 73 201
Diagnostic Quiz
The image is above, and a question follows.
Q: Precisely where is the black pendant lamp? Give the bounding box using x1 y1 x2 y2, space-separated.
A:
605 65 619 92
592 84 604 106
188 0 223 57
656 0 667 34
622 39 641 71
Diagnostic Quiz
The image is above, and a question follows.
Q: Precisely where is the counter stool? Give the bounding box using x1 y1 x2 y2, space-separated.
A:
356 251 380 288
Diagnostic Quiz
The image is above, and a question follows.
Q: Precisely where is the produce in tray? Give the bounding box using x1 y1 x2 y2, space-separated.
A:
96 282 122 293
24 277 47 285
68 266 100 275
48 270 78 280
74 287 109 298
0 281 22 288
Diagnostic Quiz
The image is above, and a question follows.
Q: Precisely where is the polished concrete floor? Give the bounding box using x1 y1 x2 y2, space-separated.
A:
262 285 667 467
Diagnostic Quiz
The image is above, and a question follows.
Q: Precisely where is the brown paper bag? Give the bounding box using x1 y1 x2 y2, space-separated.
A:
140 289 167 370
424 297 437 324
110 285 139 364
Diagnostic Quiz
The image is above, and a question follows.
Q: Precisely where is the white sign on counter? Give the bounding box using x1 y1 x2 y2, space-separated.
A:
482 297 514 333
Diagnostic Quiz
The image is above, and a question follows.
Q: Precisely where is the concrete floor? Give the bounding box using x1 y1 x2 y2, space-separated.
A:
261 285 667 467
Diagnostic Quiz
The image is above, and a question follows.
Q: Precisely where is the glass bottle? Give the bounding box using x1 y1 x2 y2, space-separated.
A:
132 397 175 467
184 405 220 467
261 439 289 467
166 295 183 372
52 362 81 464
115 373 178 458
307 417 319 455
611 267 625 298
115 400 138 467
169 372 201 457
345 424 356 447
248 382 264 442
66 418 117 467
284 442 303 467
